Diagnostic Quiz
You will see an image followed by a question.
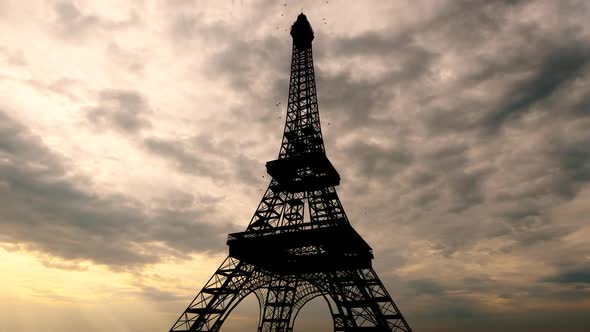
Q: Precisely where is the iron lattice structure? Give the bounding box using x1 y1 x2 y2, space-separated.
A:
169 14 412 332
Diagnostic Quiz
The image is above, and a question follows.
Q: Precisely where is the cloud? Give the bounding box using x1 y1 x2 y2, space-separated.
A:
547 128 590 199
142 134 262 187
407 279 445 296
143 136 219 176
51 1 138 41
482 44 590 133
135 284 186 302
339 139 414 180
0 110 229 269
0 46 26 66
86 89 152 134
82 88 265 187
544 266 590 284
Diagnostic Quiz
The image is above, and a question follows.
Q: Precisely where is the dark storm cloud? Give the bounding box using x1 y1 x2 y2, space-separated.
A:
339 139 414 179
327 31 413 57
482 44 590 132
407 279 445 296
86 89 152 134
547 131 590 199
424 41 590 136
0 111 229 268
82 86 264 186
143 136 223 178
446 167 491 213
315 69 387 128
207 36 288 94
143 134 264 187
401 274 590 331
314 39 436 132
544 266 590 284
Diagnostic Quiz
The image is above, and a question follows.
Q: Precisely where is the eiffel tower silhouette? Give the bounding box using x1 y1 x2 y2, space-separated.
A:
169 14 412 332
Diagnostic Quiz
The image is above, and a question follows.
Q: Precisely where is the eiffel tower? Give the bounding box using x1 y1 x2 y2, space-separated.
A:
169 14 412 332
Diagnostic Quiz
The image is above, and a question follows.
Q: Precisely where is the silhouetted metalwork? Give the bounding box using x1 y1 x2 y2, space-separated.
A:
169 14 412 332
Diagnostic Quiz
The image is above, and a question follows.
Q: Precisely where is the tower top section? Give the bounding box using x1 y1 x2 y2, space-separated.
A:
290 13 314 50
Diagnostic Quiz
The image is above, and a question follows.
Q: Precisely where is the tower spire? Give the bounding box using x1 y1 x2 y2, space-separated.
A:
290 13 314 50
168 15 413 332
279 13 324 157
267 13 339 194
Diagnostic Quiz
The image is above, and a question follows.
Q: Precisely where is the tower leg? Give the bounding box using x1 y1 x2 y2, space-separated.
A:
257 277 298 332
169 256 260 332
328 269 412 332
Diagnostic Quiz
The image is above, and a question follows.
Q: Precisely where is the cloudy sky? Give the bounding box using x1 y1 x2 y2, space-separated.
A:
1 0 589 331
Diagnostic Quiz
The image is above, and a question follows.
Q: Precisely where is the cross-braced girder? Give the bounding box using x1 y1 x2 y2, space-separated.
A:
168 13 412 332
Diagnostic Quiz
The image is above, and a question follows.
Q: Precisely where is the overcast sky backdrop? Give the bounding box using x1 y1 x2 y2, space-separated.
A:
1 1 589 331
